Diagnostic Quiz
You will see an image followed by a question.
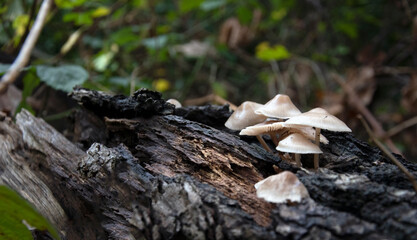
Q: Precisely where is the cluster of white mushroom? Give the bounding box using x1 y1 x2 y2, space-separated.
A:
225 94 352 170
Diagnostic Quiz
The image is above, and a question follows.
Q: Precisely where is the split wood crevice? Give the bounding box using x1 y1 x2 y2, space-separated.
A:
0 88 416 240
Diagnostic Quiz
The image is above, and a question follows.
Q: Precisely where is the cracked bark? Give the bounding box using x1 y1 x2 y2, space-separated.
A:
0 88 416 240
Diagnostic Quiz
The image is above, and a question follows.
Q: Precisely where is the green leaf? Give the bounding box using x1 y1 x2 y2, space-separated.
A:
36 65 88 92
0 185 59 240
0 64 11 74
200 0 226 11
15 68 40 115
333 21 358 39
92 51 115 72
54 0 86 9
63 12 93 26
142 35 168 50
90 7 110 18
132 0 147 8
212 81 227 98
236 6 252 24
271 8 287 21
110 27 139 46
179 0 204 13
256 42 291 61
12 14 29 36
0 5 8 15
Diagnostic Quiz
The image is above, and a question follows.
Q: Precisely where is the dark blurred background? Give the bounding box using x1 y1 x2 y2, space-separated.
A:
0 0 416 160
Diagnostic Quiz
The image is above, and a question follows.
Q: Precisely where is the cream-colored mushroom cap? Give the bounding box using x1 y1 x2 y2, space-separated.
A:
239 121 285 136
254 171 310 204
166 99 182 108
255 94 301 119
283 125 329 144
225 101 267 130
276 133 323 154
285 107 351 132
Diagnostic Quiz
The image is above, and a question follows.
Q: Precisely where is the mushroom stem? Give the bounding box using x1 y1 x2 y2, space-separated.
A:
313 128 321 170
294 153 301 167
269 132 279 146
256 135 272 152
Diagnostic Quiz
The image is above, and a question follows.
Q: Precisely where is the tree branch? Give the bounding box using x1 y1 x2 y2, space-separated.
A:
385 116 417 138
0 0 52 94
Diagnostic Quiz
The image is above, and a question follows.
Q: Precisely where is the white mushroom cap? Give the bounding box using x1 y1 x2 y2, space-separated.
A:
284 107 351 132
276 133 323 154
225 101 267 130
239 121 285 136
255 94 302 119
166 99 182 108
254 171 310 204
283 125 329 144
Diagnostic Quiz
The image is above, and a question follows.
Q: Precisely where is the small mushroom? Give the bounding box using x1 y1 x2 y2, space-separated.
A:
283 125 329 145
284 107 351 169
254 171 310 204
240 121 328 154
276 133 322 167
225 101 270 151
166 99 182 108
255 94 302 119
239 120 285 145
225 101 266 130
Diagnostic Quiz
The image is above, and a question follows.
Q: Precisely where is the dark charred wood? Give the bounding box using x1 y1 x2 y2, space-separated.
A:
173 105 232 132
69 87 175 119
0 88 416 240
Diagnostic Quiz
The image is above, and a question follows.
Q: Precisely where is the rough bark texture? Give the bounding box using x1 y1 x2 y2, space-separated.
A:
0 88 416 240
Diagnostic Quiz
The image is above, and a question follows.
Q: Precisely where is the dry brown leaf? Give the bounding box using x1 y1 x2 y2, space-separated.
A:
0 85 22 116
172 40 217 58
218 10 261 48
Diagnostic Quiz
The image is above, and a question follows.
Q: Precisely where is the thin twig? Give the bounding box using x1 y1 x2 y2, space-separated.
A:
331 72 402 155
129 67 140 96
0 0 52 94
375 66 417 75
358 115 417 193
270 60 286 93
59 27 85 56
385 116 417 138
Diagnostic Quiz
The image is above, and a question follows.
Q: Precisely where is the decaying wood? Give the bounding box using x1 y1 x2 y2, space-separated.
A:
0 88 416 240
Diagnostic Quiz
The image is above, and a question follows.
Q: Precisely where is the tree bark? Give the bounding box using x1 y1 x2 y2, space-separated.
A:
0 88 416 240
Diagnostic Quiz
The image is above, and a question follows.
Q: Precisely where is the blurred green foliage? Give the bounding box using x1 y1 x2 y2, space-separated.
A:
0 0 413 104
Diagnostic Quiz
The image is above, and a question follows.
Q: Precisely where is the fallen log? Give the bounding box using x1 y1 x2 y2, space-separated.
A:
0 88 416 239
